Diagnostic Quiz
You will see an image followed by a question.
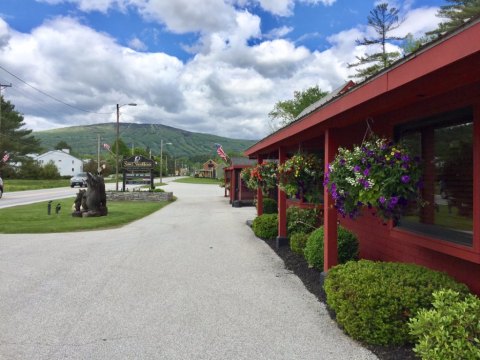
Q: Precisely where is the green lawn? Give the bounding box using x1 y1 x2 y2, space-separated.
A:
173 177 222 185
0 199 173 233
5 179 70 191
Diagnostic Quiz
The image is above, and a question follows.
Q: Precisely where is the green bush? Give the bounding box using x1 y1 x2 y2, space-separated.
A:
286 206 319 235
289 232 309 255
303 226 358 270
409 289 480 360
252 214 278 240
324 260 470 345
262 198 277 214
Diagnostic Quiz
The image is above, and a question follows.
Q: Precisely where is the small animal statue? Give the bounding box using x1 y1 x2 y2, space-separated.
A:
83 172 108 217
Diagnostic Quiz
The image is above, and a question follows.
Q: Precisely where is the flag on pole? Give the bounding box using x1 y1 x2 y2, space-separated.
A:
215 143 228 162
103 143 111 151
2 152 9 163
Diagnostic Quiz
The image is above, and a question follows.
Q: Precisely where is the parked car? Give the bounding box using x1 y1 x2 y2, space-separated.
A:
0 176 3 198
70 172 87 188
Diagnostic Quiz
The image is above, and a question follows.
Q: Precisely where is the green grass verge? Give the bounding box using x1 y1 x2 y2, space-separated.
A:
5 179 70 191
0 199 173 233
173 177 222 185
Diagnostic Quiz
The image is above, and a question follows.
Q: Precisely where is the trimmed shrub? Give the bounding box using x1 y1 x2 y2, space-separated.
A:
289 232 309 255
303 226 359 270
252 214 278 240
286 206 319 235
409 289 480 360
324 260 470 345
262 198 278 214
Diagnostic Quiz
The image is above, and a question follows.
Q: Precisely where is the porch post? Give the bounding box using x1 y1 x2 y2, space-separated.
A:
473 101 480 252
324 129 338 272
277 147 288 248
230 167 236 205
257 156 264 216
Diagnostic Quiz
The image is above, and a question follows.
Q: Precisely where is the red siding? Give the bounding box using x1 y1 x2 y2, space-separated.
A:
340 214 480 294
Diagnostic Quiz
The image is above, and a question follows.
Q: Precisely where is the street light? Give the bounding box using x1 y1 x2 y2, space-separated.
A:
160 139 172 185
116 103 137 191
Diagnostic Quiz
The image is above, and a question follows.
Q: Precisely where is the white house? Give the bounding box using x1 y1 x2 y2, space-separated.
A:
35 149 83 177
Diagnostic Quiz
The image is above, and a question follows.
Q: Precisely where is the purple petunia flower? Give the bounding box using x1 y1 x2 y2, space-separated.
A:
363 168 370 176
401 175 410 183
340 158 346 165
379 196 386 204
390 196 399 206
353 165 361 172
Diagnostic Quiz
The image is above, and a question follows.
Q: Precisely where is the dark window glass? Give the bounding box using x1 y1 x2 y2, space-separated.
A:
397 111 473 246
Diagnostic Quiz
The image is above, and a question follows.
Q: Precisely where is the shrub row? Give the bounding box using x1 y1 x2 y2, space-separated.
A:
409 289 480 360
324 260 470 346
303 226 358 271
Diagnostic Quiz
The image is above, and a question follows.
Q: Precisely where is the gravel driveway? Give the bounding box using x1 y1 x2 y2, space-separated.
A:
0 180 377 359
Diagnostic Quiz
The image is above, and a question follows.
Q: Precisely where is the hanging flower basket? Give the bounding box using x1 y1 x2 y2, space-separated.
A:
242 161 278 195
324 136 422 221
278 153 324 204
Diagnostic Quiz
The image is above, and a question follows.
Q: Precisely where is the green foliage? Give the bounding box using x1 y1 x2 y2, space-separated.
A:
348 3 405 81
245 161 278 195
268 85 328 129
33 123 256 159
54 140 71 151
278 153 323 203
325 136 422 221
0 96 41 173
262 198 278 214
303 226 358 270
409 289 480 360
252 214 278 240
428 0 480 38
41 160 61 179
324 260 470 345
286 206 319 235
289 232 309 255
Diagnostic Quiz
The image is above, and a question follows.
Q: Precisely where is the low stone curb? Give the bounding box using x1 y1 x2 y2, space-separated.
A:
106 191 173 202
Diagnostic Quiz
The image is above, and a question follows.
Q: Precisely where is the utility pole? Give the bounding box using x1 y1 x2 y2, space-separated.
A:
97 134 101 174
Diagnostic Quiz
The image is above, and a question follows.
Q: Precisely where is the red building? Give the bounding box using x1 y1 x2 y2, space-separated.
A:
223 157 257 207
245 18 480 294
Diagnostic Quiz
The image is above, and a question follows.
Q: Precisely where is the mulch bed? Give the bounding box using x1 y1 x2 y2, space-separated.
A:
262 238 418 360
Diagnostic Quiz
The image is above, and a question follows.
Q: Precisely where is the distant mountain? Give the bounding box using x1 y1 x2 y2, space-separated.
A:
33 123 257 159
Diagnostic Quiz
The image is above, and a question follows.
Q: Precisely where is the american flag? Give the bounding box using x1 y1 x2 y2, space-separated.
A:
103 143 111 151
2 152 9 163
215 143 228 162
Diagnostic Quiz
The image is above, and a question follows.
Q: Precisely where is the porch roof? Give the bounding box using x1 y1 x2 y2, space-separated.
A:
245 16 480 158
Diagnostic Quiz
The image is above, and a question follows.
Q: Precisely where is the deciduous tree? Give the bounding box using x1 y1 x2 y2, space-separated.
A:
268 85 328 131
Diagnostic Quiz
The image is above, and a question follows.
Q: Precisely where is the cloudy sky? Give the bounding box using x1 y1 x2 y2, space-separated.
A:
0 0 444 140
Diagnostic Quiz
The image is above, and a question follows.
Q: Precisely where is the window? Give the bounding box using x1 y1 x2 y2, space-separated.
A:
396 108 473 246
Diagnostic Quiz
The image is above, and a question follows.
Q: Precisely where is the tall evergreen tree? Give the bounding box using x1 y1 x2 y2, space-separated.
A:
427 0 480 37
268 85 328 131
348 3 405 81
0 96 41 170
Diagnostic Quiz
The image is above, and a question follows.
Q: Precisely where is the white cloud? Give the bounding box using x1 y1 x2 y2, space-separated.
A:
264 26 294 39
128 37 147 51
0 1 441 140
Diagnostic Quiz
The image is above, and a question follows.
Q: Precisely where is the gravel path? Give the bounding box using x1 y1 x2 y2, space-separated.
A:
0 180 377 359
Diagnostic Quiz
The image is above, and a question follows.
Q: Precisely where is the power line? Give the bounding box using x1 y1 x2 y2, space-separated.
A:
0 64 113 115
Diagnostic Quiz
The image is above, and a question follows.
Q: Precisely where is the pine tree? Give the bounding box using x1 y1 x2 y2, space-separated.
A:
348 3 405 81
427 0 480 37
0 96 41 170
